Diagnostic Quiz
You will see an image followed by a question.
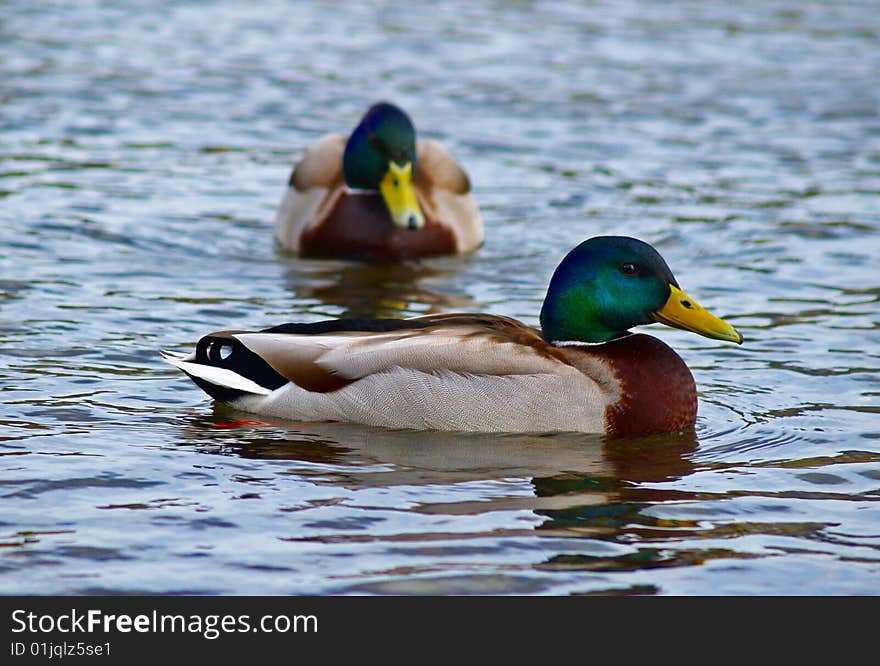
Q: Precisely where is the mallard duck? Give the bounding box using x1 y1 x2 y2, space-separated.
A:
274 102 483 261
163 236 742 435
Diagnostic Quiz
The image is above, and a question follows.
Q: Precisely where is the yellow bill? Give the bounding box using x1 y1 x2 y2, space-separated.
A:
379 161 425 230
653 285 743 344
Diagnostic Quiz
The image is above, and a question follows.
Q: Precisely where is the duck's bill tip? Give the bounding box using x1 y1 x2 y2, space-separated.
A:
654 285 743 344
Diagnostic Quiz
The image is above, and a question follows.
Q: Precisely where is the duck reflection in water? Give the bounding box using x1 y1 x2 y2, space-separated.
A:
179 409 699 514
278 255 479 320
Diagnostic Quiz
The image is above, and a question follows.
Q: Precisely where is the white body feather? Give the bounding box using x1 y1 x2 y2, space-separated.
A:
234 367 607 432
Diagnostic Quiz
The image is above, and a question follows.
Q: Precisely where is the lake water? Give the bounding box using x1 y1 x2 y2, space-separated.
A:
2 0 879 595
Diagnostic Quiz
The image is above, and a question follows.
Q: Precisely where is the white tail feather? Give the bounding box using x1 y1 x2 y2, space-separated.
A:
161 354 273 396
159 349 192 361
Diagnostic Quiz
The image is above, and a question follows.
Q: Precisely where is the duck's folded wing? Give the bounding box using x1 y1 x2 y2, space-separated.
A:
275 134 346 251
288 134 346 191
164 314 577 397
414 140 482 253
415 139 471 195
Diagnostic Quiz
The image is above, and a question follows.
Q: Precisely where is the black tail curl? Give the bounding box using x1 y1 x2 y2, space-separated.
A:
186 334 287 403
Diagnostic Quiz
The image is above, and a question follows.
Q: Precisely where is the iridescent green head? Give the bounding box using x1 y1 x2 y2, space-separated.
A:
539 236 743 345
343 102 425 230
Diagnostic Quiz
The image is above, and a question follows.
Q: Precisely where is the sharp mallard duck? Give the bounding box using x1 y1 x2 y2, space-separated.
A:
274 102 483 261
164 236 742 435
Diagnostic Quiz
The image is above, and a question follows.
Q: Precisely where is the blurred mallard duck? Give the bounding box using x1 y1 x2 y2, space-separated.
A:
274 102 483 261
164 236 742 435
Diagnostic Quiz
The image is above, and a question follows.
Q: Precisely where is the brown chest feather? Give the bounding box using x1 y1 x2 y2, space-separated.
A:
300 192 456 261
597 334 697 436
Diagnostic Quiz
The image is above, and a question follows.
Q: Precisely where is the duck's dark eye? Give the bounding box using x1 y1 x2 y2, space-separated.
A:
368 133 386 155
619 262 639 276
